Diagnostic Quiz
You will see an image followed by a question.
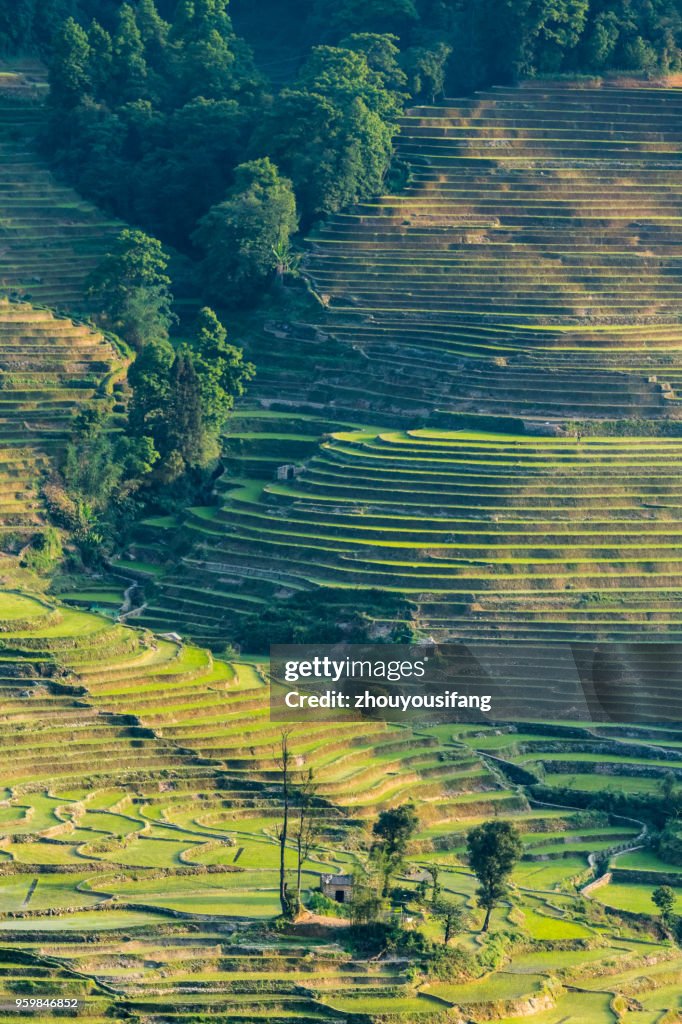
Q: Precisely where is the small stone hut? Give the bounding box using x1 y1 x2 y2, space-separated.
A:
320 873 354 904
276 464 302 481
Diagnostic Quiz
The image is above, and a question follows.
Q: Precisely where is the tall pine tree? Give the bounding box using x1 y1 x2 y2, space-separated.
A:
168 352 205 469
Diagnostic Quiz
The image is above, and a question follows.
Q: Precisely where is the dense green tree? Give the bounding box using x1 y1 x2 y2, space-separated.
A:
578 0 682 73
136 0 169 70
0 0 40 53
128 347 202 484
127 336 174 442
532 0 590 74
51 100 130 212
10 0 682 93
87 19 113 97
188 307 255 437
583 8 620 68
171 0 233 42
432 899 463 945
166 351 205 470
117 434 160 480
193 158 298 305
110 4 150 101
21 527 64 575
45 0 262 265
169 0 262 103
297 42 406 119
349 881 384 925
49 17 92 107
133 98 248 245
55 400 161 555
0 0 37 52
62 431 122 506
312 0 419 39
289 92 392 220
448 0 588 89
403 41 451 102
72 403 109 442
371 804 419 897
658 821 682 865
660 771 677 802
466 820 522 932
125 309 252 481
652 884 676 925
341 31 409 98
57 393 164 551
259 42 404 221
0 0 82 55
443 0 682 90
86 229 175 347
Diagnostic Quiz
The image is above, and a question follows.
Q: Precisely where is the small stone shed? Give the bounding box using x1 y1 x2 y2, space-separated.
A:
276 464 303 481
320 873 354 904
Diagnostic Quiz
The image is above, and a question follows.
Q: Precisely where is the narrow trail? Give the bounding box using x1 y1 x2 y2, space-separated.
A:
474 747 651 898
119 580 148 623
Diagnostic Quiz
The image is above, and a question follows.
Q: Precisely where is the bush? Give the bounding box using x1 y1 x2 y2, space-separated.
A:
346 921 429 958
236 587 415 651
20 528 63 573
307 890 350 917
426 943 475 981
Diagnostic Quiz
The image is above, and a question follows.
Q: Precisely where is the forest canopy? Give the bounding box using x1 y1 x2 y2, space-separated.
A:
7 1 680 284
5 0 682 543
8 0 678 304
5 1 682 88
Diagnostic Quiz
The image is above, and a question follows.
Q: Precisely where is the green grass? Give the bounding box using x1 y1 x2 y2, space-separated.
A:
8 842 83 865
95 837 197 868
0 592 47 620
0 910 165 931
102 874 282 917
519 907 593 940
514 857 590 889
506 946 632 973
0 795 64 834
496 991 615 1023
543 775 662 795
611 849 682 873
593 881 682 915
323 994 444 1014
7 76 682 1014
426 972 545 1004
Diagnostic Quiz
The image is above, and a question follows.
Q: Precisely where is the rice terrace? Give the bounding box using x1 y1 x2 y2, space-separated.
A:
1 2 682 1023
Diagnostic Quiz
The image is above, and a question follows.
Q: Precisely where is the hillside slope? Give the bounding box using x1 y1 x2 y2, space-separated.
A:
0 299 124 544
0 65 121 311
308 82 682 421
0 69 126 545
0 589 681 1023
135 82 682 644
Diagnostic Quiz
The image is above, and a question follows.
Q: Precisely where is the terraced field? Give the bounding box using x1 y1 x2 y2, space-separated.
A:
137 427 682 643
0 64 120 311
0 69 680 1024
308 83 682 422
0 299 124 542
0 68 128 545
0 589 681 1023
131 81 682 646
